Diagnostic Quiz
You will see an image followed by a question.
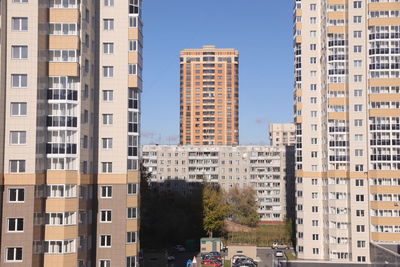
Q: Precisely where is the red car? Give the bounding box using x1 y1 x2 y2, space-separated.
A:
201 259 222 266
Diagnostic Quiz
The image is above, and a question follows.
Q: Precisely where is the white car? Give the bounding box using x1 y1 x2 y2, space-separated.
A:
275 251 284 257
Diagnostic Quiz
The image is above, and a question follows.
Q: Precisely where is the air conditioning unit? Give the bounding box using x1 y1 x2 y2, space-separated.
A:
394 202 400 206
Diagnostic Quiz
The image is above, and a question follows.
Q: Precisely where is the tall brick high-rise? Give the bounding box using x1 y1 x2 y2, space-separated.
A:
180 45 239 146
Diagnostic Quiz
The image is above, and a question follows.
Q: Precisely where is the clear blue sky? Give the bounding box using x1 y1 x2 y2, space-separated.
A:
141 0 294 145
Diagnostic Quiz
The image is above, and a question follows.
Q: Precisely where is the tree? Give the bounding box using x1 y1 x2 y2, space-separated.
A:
203 183 228 237
226 186 259 227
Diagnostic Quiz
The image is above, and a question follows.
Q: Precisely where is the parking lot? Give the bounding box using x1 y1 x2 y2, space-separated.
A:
257 247 293 267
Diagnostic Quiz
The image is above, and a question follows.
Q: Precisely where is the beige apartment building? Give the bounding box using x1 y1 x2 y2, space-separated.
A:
293 0 400 263
142 145 293 223
179 45 239 146
269 123 296 146
0 1 142 266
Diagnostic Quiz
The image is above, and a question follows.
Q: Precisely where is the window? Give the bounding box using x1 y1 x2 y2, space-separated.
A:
310 84 317 91
129 40 137 51
310 4 316 10
100 210 112 222
355 134 363 141
354 60 362 67
101 186 112 198
354 46 362 53
11 74 27 88
127 207 137 219
104 0 114 6
10 131 26 145
127 183 137 195
312 220 319 226
50 0 78 8
10 160 25 173
358 256 366 262
355 179 364 186
128 64 137 75
353 16 362 23
356 194 365 202
354 104 363 112
310 57 317 64
353 1 361 8
312 192 318 199
102 138 113 149
355 164 364 172
46 185 77 198
126 256 136 267
310 31 317 37
354 89 362 96
102 114 113 125
11 46 28 59
312 234 319 240
100 235 111 247
311 111 317 117
356 210 365 217
311 138 318 144
357 240 366 248
310 44 316 51
310 97 317 104
11 102 27 116
103 66 114 77
311 151 318 158
12 17 28 31
311 179 318 185
45 212 76 225
101 162 112 173
103 19 114 30
8 218 24 232
129 0 140 14
129 16 138 28
13 0 29 2
354 31 362 38
355 149 363 157
103 90 113 101
126 232 137 243
103 43 114 54
9 188 25 202
311 124 317 131
354 119 363 127
6 247 23 262
356 225 365 232
44 240 75 254
312 248 319 255
100 260 111 267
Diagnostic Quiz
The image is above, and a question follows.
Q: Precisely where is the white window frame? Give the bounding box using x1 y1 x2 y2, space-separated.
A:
7 218 24 232
8 188 24 202
11 74 28 88
100 186 112 198
10 131 26 145
11 45 28 59
9 160 26 173
100 210 112 223
12 17 28 31
6 247 23 262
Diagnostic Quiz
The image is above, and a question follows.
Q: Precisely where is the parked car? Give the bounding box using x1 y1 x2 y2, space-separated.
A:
233 257 258 267
272 242 289 249
201 259 222 266
174 245 186 252
232 254 249 264
275 251 284 257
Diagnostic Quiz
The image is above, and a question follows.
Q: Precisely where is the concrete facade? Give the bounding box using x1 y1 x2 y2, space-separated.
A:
293 0 400 263
142 145 294 223
269 123 296 147
0 1 142 266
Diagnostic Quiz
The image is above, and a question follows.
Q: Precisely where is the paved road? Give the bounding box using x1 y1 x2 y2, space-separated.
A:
257 247 294 267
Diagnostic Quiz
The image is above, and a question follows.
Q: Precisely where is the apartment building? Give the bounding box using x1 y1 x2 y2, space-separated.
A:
142 145 293 223
269 123 296 146
293 0 400 263
0 1 142 266
179 45 239 146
